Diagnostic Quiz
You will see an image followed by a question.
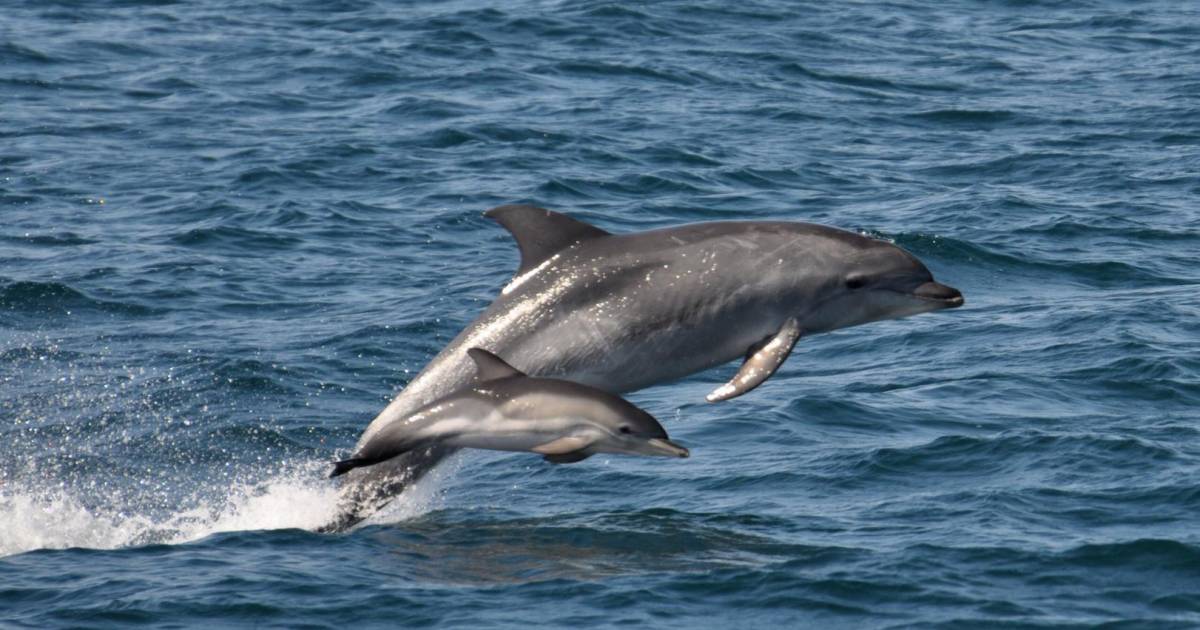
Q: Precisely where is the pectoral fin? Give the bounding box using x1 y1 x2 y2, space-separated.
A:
531 436 590 455
706 317 802 403
543 450 593 464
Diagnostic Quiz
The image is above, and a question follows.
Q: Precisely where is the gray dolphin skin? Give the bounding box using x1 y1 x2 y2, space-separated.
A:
320 204 963 532
329 348 688 477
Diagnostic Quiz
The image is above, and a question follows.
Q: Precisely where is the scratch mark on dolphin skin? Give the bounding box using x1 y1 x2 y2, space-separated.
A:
502 254 560 295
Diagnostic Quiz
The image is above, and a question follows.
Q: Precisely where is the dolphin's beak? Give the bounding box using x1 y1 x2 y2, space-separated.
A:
645 438 690 458
913 281 964 308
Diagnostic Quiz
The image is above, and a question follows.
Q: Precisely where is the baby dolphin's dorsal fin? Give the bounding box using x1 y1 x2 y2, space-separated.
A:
467 348 525 381
484 204 610 275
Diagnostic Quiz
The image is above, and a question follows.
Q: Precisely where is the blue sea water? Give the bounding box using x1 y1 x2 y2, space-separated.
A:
2 0 1199 626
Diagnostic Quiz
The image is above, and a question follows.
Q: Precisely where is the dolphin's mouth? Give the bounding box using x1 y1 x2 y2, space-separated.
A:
910 281 964 308
646 438 690 458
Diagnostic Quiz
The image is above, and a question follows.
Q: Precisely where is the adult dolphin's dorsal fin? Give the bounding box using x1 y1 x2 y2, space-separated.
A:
484 204 611 275
467 347 525 381
706 317 803 403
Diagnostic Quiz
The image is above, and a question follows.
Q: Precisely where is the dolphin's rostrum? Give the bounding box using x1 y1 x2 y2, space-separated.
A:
322 205 963 531
329 348 687 478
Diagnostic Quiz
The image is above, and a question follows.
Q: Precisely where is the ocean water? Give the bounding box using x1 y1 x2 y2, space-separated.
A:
2 0 1199 626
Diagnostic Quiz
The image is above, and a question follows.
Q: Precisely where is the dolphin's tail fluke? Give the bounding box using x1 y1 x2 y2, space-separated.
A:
329 457 371 478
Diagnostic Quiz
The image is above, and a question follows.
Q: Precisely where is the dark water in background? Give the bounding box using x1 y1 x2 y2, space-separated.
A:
2 0 1199 626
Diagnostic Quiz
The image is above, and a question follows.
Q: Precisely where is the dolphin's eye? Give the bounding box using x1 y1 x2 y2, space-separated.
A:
845 275 867 290
618 425 632 434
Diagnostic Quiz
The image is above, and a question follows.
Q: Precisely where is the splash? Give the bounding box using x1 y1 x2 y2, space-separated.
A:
0 331 458 559
0 458 448 558
359 451 463 527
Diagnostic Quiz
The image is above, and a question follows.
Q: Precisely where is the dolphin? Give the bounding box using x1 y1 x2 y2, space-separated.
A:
321 204 963 532
329 348 688 477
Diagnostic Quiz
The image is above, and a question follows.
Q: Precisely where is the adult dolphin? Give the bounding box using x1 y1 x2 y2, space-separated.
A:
319 205 963 532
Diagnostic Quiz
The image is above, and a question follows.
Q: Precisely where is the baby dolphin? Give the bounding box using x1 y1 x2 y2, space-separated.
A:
329 348 688 477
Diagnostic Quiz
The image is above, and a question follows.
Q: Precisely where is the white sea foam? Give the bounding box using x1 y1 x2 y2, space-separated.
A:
0 457 451 558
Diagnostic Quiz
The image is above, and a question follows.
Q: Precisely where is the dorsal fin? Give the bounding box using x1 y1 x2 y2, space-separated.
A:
467 348 525 381
483 205 610 275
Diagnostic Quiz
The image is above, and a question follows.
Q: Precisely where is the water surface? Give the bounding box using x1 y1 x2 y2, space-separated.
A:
3 1 1199 627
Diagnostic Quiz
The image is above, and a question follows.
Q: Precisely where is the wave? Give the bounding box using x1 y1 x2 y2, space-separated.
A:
0 231 98 246
535 60 707 86
0 280 157 318
774 62 961 95
0 41 57 65
905 108 1031 128
1011 218 1200 243
888 233 1193 288
168 225 303 251
818 431 1181 489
